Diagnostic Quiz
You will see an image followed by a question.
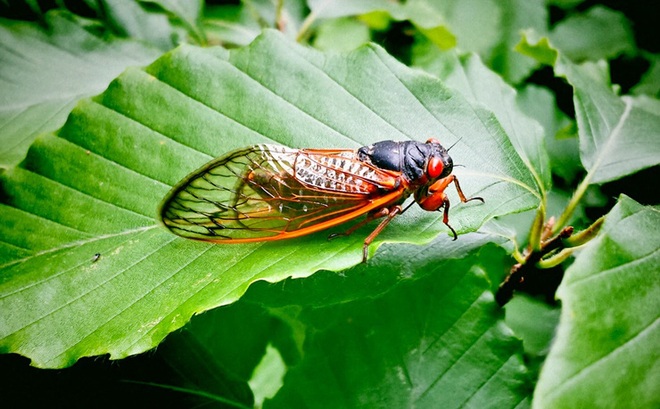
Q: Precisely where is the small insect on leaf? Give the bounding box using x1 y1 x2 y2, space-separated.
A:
92 253 101 263
159 139 484 261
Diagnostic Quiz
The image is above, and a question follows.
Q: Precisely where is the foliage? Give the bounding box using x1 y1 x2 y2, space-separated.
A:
1 1 658 408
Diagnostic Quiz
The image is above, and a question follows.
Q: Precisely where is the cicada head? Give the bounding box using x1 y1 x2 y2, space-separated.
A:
423 138 453 182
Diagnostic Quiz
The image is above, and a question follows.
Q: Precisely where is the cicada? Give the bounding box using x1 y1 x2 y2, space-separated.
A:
159 138 483 261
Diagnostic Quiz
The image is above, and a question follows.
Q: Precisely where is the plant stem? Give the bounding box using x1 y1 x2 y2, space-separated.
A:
496 226 574 305
296 11 317 42
553 170 593 234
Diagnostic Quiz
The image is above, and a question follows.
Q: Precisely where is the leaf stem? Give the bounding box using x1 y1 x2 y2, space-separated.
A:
553 170 593 234
296 11 317 42
496 226 574 305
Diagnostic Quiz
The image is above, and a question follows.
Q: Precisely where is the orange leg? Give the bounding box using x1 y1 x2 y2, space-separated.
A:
416 175 484 240
362 206 402 262
328 206 402 262
327 207 390 240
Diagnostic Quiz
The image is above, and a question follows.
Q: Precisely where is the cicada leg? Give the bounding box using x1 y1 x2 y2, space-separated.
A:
361 206 403 262
328 206 404 262
416 175 484 240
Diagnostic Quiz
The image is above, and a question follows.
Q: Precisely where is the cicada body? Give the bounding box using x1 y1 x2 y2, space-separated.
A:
159 139 483 261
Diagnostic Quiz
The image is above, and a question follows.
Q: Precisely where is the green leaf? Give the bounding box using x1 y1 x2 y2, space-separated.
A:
549 6 636 62
632 53 660 97
204 0 305 46
505 294 560 357
312 17 371 52
143 0 202 25
158 235 516 407
414 49 551 195
100 0 180 50
517 85 581 184
407 0 501 54
0 11 161 167
489 0 547 84
519 31 660 184
0 31 538 368
546 0 585 8
534 196 660 408
249 344 286 407
410 0 547 83
157 300 293 408
141 0 205 44
307 0 399 19
203 3 262 47
262 240 531 408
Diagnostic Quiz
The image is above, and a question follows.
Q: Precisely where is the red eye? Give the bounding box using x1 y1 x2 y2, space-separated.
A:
427 156 444 179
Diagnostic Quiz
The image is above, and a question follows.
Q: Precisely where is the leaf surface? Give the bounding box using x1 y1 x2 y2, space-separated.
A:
0 30 538 368
0 11 161 167
519 32 660 184
533 196 660 408
261 238 531 408
165 234 530 408
549 6 635 62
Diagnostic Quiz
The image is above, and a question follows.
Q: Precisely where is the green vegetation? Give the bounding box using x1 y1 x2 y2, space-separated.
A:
1 1 658 408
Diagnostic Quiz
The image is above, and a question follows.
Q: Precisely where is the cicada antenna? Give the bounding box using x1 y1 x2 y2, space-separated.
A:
446 137 463 152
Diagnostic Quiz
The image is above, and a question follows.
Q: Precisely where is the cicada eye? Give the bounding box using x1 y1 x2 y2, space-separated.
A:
426 156 445 179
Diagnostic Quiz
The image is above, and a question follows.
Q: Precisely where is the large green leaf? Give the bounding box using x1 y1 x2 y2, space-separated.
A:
0 30 538 368
414 49 551 195
262 240 531 408
162 234 528 408
518 32 660 184
0 11 161 167
533 196 660 408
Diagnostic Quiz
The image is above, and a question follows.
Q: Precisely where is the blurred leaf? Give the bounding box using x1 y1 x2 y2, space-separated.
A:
546 0 585 8
263 240 531 408
312 17 370 51
306 0 398 19
142 0 205 44
632 53 660 97
203 3 262 47
0 31 538 368
249 344 286 407
517 85 581 184
410 0 546 83
407 0 502 55
489 0 547 84
308 0 546 82
100 0 180 50
158 320 257 408
549 6 636 62
143 0 202 25
505 294 560 356
519 31 660 184
248 0 306 39
534 196 660 408
405 0 500 53
0 11 161 167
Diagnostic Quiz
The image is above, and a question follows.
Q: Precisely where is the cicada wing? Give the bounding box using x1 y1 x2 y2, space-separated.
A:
160 144 404 242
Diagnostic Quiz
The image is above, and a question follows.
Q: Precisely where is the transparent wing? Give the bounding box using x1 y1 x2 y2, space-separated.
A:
159 144 404 242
